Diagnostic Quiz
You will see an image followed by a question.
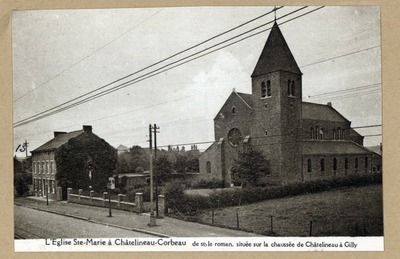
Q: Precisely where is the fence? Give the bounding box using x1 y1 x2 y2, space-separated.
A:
67 188 147 213
200 208 382 237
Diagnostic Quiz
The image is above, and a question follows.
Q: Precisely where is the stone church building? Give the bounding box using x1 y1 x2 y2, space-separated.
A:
199 22 382 185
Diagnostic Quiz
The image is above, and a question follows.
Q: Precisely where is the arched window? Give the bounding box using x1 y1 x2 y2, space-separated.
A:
231 106 236 115
355 157 359 171
206 161 211 174
307 159 312 173
261 82 266 98
287 80 295 96
320 158 325 172
267 80 272 97
333 158 337 171
291 80 295 96
310 127 314 139
345 158 348 171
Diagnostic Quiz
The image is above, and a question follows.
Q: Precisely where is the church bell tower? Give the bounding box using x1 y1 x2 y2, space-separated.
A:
250 22 303 184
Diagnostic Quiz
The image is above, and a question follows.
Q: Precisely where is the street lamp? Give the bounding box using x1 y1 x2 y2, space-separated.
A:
46 179 49 206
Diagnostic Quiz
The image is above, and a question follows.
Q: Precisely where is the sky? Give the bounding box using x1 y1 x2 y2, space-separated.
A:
12 6 381 157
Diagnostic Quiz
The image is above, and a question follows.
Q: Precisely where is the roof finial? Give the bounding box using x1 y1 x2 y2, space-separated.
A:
274 6 277 22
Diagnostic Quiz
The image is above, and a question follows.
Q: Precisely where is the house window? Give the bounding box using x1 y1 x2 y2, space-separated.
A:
307 159 312 173
267 80 271 97
377 165 381 173
333 129 336 140
47 161 50 174
320 158 325 172
337 127 341 140
32 162 36 174
265 130 268 135
261 81 266 98
232 106 236 115
345 158 348 172
42 161 45 173
333 158 337 171
319 128 324 139
365 157 368 172
310 127 314 139
49 161 53 174
291 80 295 96
287 80 291 96
316 126 319 139
53 162 56 174
341 129 345 140
206 161 211 174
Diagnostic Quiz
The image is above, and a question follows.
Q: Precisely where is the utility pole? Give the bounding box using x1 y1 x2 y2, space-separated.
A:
153 124 160 217
148 124 156 226
23 140 29 158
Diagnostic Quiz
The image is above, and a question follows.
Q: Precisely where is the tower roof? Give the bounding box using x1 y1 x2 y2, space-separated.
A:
251 22 302 77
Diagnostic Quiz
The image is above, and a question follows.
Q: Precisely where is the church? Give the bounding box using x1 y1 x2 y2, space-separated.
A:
199 22 382 186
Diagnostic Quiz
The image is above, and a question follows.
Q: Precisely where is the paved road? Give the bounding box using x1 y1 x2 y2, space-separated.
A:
14 205 153 239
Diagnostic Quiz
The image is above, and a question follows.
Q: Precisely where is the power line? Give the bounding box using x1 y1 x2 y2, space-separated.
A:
301 45 380 68
303 83 381 99
138 123 382 149
13 7 283 125
13 9 164 103
14 7 314 128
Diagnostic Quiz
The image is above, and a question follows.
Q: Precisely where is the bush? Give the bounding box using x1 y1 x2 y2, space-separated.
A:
14 173 32 197
165 174 382 216
190 179 229 189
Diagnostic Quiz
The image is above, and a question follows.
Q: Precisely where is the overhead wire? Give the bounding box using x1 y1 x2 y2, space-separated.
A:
13 6 285 127
14 6 317 128
13 9 165 103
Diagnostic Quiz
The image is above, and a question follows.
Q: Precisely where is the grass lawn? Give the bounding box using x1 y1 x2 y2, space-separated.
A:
195 184 383 236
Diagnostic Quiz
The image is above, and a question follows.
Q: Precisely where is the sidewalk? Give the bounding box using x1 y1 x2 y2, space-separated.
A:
14 197 260 237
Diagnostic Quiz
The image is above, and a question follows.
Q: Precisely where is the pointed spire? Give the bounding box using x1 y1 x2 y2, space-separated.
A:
251 22 302 77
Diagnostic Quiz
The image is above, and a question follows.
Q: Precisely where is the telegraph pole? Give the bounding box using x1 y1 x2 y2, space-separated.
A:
153 124 160 217
148 124 156 226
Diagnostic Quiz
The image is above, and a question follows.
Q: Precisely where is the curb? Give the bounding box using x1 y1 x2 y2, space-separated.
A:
14 202 169 238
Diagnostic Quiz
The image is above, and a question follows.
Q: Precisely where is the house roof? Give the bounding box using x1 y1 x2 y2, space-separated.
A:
302 140 372 155
302 102 350 123
252 22 302 77
32 130 84 153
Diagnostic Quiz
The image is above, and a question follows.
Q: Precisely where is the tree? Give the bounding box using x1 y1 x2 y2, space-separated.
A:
116 145 149 174
174 155 188 174
234 149 271 187
187 158 199 173
155 155 173 181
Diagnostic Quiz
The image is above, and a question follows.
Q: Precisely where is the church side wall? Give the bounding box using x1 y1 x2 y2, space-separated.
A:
302 153 376 181
199 143 223 181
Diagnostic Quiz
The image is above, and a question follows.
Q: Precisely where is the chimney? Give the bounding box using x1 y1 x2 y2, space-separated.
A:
83 125 92 133
54 131 67 137
327 102 332 107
